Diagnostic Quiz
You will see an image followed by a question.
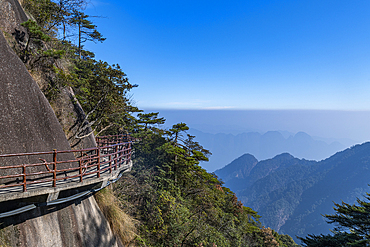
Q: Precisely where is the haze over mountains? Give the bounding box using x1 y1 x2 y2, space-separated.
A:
154 109 370 142
215 142 370 242
190 129 354 171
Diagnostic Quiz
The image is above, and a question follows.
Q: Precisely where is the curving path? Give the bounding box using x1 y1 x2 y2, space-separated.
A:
0 135 133 203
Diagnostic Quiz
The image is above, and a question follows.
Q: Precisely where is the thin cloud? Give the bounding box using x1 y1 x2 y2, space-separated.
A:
202 106 235 110
165 100 211 107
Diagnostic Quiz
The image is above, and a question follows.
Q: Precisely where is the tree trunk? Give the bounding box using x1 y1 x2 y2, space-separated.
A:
78 21 81 59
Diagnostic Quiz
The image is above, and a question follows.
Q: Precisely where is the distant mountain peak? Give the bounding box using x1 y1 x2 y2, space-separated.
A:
192 128 349 171
237 153 258 161
295 131 310 136
263 131 284 138
272 153 295 160
215 153 258 182
216 141 370 242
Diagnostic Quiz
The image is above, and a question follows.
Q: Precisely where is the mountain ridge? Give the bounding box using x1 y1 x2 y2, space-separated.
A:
215 142 370 242
191 128 350 171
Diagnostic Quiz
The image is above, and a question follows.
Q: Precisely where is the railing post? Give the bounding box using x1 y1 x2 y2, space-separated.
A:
114 145 118 170
22 165 27 192
53 149 57 187
118 144 122 167
79 151 83 182
97 148 101 178
128 142 132 164
109 152 112 173
123 143 126 164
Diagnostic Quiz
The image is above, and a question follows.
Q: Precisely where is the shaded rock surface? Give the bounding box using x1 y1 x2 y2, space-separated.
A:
1 196 120 247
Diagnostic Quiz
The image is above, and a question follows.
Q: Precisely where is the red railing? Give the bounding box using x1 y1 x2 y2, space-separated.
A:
96 134 134 146
0 135 132 193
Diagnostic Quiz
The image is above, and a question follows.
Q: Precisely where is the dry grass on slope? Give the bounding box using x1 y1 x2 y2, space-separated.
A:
94 186 138 246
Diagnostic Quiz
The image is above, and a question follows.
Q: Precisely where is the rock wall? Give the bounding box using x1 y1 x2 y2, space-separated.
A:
0 1 120 246
0 0 27 34
0 24 74 176
0 0 96 151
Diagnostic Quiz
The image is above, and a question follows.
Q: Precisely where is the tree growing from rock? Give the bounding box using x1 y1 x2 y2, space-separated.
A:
71 11 105 58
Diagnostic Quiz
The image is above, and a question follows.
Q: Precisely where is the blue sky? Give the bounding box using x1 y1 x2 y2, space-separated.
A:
84 0 370 111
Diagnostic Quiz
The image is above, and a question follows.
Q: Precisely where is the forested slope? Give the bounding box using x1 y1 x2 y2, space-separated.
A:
216 143 370 243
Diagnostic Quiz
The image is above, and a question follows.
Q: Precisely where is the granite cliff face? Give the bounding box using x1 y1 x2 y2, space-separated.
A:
0 0 27 34
0 16 74 178
0 0 96 151
0 1 119 246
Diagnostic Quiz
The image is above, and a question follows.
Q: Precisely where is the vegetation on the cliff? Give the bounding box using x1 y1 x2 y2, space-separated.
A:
21 0 140 141
14 0 299 246
94 186 138 246
112 115 299 246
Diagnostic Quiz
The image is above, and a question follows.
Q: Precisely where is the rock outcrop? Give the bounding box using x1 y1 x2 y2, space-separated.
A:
0 0 27 34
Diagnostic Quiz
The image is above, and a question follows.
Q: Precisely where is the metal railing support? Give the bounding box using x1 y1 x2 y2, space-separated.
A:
97 148 101 178
22 165 26 192
52 149 57 187
114 145 118 170
109 153 112 173
79 151 83 182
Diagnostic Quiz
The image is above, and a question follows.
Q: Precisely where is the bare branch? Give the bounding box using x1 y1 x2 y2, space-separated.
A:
75 122 114 139
83 92 107 123
95 123 115 137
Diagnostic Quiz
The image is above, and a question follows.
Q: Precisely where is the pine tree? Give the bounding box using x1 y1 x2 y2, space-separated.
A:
299 192 370 246
71 11 105 58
